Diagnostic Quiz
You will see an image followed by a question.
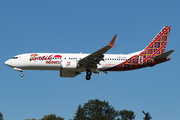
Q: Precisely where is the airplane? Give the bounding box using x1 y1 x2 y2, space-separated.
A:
5 26 174 80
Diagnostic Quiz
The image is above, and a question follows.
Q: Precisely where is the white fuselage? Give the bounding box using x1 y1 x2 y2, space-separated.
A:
5 52 141 72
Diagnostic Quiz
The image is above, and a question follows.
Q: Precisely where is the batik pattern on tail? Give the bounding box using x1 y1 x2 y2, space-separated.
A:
106 26 171 71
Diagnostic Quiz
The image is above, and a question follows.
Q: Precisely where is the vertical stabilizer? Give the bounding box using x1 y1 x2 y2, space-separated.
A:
139 26 171 60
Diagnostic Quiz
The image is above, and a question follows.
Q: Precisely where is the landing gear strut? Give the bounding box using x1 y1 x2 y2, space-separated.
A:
86 68 92 80
14 68 24 77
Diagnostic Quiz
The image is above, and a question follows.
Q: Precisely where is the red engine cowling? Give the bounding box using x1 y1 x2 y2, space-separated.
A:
61 60 78 70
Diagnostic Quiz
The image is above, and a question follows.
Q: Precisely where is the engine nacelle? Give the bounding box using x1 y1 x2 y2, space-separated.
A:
61 60 78 70
60 70 80 77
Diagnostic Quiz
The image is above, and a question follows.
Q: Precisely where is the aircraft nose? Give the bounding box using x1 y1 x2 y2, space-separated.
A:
5 59 12 67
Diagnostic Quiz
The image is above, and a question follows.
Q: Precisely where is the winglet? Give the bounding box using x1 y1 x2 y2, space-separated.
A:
108 34 117 47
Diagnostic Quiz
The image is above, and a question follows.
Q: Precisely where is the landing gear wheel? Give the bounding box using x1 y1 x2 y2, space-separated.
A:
86 68 92 75
86 75 91 80
20 73 24 77
86 68 92 80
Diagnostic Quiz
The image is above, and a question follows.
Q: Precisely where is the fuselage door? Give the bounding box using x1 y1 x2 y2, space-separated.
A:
139 55 143 64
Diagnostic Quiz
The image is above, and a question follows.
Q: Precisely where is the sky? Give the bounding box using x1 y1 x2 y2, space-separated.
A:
0 0 179 120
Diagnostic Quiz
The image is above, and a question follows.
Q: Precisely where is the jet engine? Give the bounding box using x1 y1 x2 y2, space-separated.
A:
61 60 78 70
60 70 81 77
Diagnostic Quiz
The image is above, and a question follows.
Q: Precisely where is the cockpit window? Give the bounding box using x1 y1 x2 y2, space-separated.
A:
12 57 18 59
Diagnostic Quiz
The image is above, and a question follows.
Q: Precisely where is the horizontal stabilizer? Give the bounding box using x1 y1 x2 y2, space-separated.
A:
153 50 175 60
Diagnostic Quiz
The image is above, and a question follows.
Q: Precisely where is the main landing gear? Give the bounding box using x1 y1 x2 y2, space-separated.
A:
86 68 92 80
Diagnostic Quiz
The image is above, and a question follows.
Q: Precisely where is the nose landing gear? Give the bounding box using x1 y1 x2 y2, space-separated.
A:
86 68 92 80
13 68 24 77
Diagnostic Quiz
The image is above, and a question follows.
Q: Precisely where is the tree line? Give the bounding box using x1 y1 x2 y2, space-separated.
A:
0 99 152 120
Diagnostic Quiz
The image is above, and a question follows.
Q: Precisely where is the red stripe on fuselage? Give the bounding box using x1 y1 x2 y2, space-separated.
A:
110 55 138 71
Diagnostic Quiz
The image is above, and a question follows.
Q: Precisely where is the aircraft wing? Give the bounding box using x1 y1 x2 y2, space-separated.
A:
79 34 117 68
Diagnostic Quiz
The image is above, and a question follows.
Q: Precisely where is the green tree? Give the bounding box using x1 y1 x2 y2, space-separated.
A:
91 114 113 120
78 99 120 120
0 112 3 120
119 109 135 120
74 104 86 120
41 114 64 120
142 111 152 120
